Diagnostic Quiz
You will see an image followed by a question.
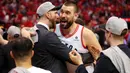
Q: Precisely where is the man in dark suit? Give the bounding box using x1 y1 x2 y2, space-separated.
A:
31 2 72 73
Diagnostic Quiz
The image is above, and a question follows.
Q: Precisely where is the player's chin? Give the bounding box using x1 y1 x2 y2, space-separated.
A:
60 22 67 28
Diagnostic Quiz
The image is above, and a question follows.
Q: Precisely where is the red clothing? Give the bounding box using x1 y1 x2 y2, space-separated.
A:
21 21 33 27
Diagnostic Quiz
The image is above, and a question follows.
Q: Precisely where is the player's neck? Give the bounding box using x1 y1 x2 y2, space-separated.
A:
109 38 124 46
38 17 51 29
15 59 32 69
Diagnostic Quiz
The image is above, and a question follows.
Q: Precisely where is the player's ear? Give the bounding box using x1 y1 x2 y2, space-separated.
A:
31 50 34 57
74 13 79 21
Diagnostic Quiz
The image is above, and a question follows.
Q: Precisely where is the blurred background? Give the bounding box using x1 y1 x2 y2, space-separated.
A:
0 0 130 29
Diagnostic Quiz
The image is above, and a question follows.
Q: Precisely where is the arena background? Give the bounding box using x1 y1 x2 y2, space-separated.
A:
0 0 130 29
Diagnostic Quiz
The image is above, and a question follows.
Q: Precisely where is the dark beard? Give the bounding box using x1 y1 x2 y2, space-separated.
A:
50 20 56 29
63 21 73 29
60 19 73 29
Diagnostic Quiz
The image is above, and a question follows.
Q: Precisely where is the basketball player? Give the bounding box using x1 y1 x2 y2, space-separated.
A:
55 1 102 73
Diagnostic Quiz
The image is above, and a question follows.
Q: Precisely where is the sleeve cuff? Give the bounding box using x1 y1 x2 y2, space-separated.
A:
75 64 88 73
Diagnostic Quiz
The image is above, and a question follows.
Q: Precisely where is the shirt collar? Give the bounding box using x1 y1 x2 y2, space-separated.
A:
33 25 38 31
37 22 49 30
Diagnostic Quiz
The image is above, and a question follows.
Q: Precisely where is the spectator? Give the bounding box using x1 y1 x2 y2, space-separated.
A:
0 25 20 73
9 37 51 73
69 16 130 73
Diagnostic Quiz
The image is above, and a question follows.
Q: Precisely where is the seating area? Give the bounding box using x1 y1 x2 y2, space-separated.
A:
0 0 130 29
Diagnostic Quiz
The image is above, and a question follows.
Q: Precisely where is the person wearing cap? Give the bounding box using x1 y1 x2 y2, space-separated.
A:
29 1 74 73
0 25 21 73
7 26 20 40
69 16 130 73
54 1 102 73
9 37 51 73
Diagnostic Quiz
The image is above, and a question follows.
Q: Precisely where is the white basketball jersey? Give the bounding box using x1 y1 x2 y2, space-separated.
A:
55 24 94 73
55 24 88 53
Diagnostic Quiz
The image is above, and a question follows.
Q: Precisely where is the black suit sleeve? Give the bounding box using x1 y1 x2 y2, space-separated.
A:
76 64 88 73
0 46 4 71
44 32 72 61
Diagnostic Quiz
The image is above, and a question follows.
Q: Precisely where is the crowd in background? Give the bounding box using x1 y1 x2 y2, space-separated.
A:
0 0 130 29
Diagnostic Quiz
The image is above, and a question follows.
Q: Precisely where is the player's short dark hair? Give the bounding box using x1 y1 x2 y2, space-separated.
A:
11 37 33 60
64 1 79 13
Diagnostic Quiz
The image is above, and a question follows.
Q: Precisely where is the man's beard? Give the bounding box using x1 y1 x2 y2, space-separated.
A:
60 18 73 29
50 20 56 29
